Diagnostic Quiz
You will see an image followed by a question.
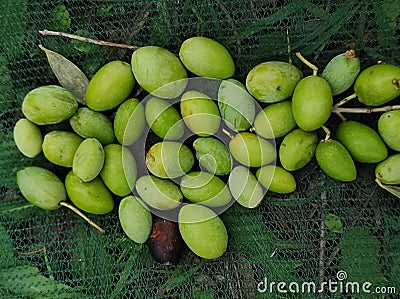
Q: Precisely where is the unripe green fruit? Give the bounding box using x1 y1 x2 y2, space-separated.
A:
321 50 360 95
22 85 78 125
17 166 65 210
146 141 194 179
85 60 135 111
114 98 146 146
228 165 264 208
279 128 318 171
315 139 357 182
42 130 83 167
119 195 152 244
145 97 184 140
65 171 114 215
229 132 276 167
375 154 400 184
179 36 235 79
69 107 115 145
193 137 232 176
13 118 43 158
253 100 296 139
73 138 104 182
246 61 303 103
131 46 187 99
181 90 221 137
180 171 232 207
336 121 388 163
135 175 183 210
354 63 400 106
378 110 400 152
218 79 255 131
292 76 333 131
100 144 137 197
256 165 296 194
178 204 228 259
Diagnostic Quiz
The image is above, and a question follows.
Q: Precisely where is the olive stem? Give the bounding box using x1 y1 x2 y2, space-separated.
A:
344 49 356 59
393 79 400 89
59 201 105 233
295 52 318 76
321 125 331 142
333 104 400 115
39 30 139 50
333 93 357 109
222 128 234 139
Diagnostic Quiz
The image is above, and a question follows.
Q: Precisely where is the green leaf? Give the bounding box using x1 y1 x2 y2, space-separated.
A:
376 179 400 199
0 0 28 60
0 265 83 298
71 30 101 54
0 224 16 269
39 45 89 104
339 227 387 285
192 287 215 299
388 235 400 289
374 0 399 48
50 4 71 31
324 213 343 233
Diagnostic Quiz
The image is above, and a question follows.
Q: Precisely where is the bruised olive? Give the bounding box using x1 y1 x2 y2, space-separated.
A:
147 216 185 265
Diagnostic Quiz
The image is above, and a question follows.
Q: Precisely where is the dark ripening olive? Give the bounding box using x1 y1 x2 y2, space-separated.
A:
147 216 185 265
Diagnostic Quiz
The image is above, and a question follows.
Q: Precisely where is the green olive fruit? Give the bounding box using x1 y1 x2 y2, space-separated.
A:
336 120 388 163
229 132 276 167
17 166 65 210
72 138 104 182
145 97 184 140
135 175 183 210
69 107 115 145
85 60 135 111
246 61 303 103
354 63 400 106
378 110 400 152
146 141 194 179
228 165 264 208
179 36 235 79
321 50 360 95
119 195 152 243
375 154 400 184
180 90 221 137
253 100 296 139
114 98 146 146
65 171 114 215
279 128 318 171
217 79 255 131
292 76 333 131
131 46 187 99
256 165 296 194
100 144 137 197
22 85 78 125
13 118 43 158
178 204 228 259
192 137 232 175
315 139 357 182
180 171 232 207
42 130 83 167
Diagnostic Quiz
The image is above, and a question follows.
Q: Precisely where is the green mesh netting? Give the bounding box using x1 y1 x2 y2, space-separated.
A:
1 0 400 298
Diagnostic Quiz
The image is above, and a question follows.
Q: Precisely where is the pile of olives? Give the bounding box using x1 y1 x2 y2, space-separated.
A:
13 35 400 264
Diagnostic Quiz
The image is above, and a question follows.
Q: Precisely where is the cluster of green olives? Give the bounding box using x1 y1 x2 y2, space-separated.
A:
13 35 400 264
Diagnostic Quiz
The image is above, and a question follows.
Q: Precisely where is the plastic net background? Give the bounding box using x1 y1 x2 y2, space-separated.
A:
0 0 399 298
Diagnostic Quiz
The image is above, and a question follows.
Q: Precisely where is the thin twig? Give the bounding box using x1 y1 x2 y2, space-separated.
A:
59 202 105 233
39 30 139 50
333 93 357 109
321 125 331 142
333 104 400 115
